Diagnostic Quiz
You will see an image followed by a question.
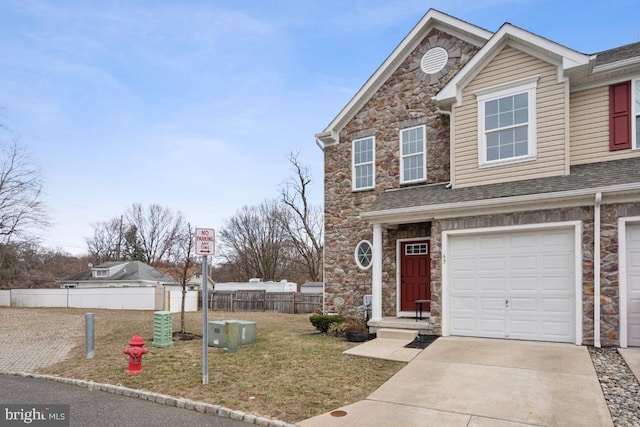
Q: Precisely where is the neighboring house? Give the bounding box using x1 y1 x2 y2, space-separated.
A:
300 282 324 294
315 8 640 348
58 261 178 288
184 272 215 291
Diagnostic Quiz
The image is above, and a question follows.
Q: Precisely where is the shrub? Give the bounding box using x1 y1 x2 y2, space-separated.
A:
342 316 368 332
309 314 344 333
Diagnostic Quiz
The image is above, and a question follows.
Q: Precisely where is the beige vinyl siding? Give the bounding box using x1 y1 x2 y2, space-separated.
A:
453 46 568 188
570 86 640 164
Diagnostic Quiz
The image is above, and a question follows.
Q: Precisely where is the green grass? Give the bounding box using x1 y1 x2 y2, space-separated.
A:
41 309 404 423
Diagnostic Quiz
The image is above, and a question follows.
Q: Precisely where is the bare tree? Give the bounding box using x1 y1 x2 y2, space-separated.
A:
85 217 124 264
0 140 48 243
164 221 197 335
280 152 323 282
0 242 88 289
125 203 185 266
219 200 292 281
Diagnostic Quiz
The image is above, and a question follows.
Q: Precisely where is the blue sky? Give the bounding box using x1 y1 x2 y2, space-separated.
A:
0 0 638 255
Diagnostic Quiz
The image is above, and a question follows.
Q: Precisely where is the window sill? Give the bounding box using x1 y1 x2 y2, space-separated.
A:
478 155 536 169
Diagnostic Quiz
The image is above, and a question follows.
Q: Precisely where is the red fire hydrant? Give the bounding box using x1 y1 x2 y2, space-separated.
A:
123 335 148 374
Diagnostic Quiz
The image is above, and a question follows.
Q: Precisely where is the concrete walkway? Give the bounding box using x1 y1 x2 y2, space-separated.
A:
299 337 613 427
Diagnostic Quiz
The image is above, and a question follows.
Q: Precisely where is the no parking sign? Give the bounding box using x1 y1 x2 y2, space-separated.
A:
195 228 215 256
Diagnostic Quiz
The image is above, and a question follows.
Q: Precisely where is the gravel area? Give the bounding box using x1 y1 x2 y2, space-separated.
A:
589 346 640 427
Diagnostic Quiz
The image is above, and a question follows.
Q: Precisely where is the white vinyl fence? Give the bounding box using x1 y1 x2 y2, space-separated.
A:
0 287 198 312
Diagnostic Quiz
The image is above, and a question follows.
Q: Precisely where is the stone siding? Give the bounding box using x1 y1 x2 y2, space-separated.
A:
323 29 480 316
599 202 640 345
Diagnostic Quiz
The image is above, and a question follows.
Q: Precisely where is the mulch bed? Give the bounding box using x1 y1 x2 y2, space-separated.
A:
172 331 202 341
404 335 438 349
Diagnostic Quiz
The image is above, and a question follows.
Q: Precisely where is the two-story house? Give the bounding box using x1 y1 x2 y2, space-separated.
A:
315 9 640 347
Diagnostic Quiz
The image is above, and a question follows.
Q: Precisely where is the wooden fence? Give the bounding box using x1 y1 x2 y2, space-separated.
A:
209 291 321 314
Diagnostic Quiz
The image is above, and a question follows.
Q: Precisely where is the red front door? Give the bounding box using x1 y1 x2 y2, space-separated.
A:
400 241 431 312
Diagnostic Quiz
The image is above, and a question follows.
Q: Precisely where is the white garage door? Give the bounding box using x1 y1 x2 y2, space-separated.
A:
626 223 640 347
448 227 576 343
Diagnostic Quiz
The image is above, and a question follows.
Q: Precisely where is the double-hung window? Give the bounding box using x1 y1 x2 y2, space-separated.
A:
477 78 537 166
352 137 375 191
400 125 426 184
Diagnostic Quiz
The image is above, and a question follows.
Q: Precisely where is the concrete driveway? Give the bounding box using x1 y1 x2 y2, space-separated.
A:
299 337 613 427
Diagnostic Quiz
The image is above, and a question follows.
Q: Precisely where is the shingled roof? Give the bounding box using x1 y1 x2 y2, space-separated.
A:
59 260 177 284
594 41 640 68
364 157 640 215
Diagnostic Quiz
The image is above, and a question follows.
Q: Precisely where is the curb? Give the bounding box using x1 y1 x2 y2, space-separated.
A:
2 371 298 427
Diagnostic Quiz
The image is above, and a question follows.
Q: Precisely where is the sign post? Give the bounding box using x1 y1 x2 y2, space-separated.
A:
195 228 215 385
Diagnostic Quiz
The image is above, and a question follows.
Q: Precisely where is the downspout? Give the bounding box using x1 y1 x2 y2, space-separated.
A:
594 192 602 348
315 137 326 313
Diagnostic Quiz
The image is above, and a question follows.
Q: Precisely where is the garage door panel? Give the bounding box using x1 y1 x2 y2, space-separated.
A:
540 276 574 292
479 297 505 311
510 234 538 250
479 318 506 334
452 278 476 291
510 256 538 271
542 231 573 247
509 297 537 312
542 253 573 270
629 272 640 292
451 257 477 272
510 277 538 292
541 320 573 339
479 256 506 272
480 236 505 250
452 296 476 311
479 277 506 291
509 319 538 336
449 227 576 343
541 297 574 313
451 317 478 333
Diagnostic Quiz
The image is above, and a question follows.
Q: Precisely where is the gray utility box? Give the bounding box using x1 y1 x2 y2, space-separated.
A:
207 320 256 347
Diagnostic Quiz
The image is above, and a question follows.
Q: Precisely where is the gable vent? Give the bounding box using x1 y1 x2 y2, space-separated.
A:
420 47 448 75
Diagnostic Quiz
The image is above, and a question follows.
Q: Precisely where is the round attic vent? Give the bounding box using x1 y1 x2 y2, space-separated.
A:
420 47 448 75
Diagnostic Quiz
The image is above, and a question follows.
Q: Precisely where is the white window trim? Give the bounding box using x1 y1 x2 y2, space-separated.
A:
355 240 373 270
476 77 538 167
400 125 427 184
352 136 375 191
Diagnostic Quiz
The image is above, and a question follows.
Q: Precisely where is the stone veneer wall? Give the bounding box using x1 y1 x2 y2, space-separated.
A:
323 30 480 316
599 202 640 346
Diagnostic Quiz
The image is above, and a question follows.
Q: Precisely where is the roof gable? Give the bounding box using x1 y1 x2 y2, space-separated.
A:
315 9 491 147
435 23 591 107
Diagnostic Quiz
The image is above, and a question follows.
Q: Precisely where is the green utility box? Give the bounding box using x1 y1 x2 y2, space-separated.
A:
152 311 173 348
207 320 256 348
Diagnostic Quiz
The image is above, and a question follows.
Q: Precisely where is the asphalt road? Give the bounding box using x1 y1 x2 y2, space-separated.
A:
0 375 251 427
